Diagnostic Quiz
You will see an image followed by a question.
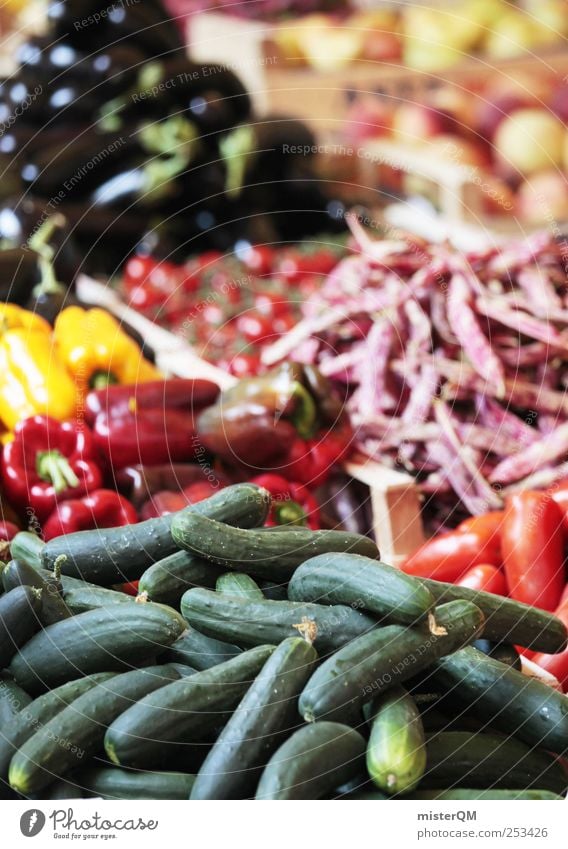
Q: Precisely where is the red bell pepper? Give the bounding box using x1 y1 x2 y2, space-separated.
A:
283 424 353 488
42 489 138 541
0 520 19 562
456 564 508 596
2 416 103 522
532 597 568 692
250 474 320 529
85 379 219 426
501 491 565 612
115 463 229 507
401 520 502 582
139 480 226 521
92 408 200 469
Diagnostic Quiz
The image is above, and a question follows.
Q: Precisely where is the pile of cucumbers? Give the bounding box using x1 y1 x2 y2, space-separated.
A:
1 482 567 801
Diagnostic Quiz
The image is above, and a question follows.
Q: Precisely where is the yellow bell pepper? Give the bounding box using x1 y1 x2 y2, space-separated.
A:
53 306 160 391
0 304 77 430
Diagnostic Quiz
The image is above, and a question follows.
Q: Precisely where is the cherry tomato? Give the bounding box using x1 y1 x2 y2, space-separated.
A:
501 491 565 612
254 291 290 318
273 312 297 334
202 303 225 327
222 352 261 378
123 256 178 294
241 245 275 276
236 312 274 344
457 564 508 596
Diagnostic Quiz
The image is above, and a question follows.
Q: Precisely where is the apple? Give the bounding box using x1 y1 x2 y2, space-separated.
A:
516 171 568 223
294 19 364 72
493 108 565 176
484 11 550 58
344 97 392 145
551 84 568 123
422 134 491 167
361 30 402 62
392 103 457 145
475 92 536 141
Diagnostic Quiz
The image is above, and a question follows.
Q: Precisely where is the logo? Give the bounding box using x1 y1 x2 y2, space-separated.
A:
20 810 46 837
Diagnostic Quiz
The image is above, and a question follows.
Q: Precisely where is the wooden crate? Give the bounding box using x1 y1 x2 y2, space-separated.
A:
77 274 425 565
187 11 568 132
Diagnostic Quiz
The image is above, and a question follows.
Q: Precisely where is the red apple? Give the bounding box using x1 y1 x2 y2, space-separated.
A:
392 103 457 145
475 92 535 141
516 171 568 223
344 97 392 145
551 84 568 123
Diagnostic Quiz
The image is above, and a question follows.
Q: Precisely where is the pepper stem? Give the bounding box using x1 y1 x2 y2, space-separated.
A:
36 451 80 494
90 371 119 390
289 381 317 439
274 500 308 527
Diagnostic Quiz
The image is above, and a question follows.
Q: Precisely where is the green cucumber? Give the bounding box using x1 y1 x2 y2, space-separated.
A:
258 580 288 601
407 789 564 800
104 645 275 769
9 532 44 570
366 686 426 795
191 637 318 799
216 572 264 601
433 646 568 755
171 512 379 581
138 550 222 606
0 674 115 781
0 585 42 668
422 732 568 794
417 577 568 654
181 587 377 655
74 767 196 800
41 483 271 584
2 560 71 625
288 553 435 627
472 639 521 670
9 665 181 794
0 676 31 726
299 600 484 725
63 584 137 614
256 722 366 800
9 603 186 693
160 625 241 671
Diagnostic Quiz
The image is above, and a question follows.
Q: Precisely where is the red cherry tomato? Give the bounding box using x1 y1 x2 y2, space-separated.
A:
254 291 290 318
241 245 275 276
236 312 274 344
457 564 508 596
223 352 262 378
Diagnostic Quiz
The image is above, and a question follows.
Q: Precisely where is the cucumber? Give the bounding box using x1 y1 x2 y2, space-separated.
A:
472 639 521 670
104 645 275 769
288 553 435 627
422 732 568 794
299 600 484 725
0 585 42 668
366 686 426 795
171 512 379 581
41 483 271 584
138 550 222 606
417 577 568 654
258 580 288 601
191 637 318 799
9 532 44 570
9 603 186 693
2 560 71 625
63 584 137 614
38 779 84 800
406 789 564 800
9 665 181 794
181 588 377 655
0 674 115 781
74 767 196 800
433 646 568 755
0 676 31 726
160 625 241 671
216 572 264 601
256 722 366 800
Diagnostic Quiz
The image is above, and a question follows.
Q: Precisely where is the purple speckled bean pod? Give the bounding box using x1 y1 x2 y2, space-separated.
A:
489 421 568 484
476 296 566 347
475 395 539 446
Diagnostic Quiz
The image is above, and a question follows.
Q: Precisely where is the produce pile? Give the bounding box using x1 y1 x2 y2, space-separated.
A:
264 220 568 520
1 482 567 800
118 239 346 376
0 0 342 275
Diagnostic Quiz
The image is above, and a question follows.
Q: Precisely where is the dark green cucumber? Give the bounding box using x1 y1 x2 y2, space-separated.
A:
418 577 568 654
433 646 568 755
0 676 31 726
299 600 485 725
191 637 318 799
181 588 377 655
216 572 264 601
256 722 366 800
9 532 44 570
366 686 426 795
472 639 521 670
9 665 181 794
0 674 115 781
288 553 435 627
2 560 71 625
258 580 288 601
407 789 564 800
422 732 568 794
0 585 42 668
38 778 84 800
63 585 137 614
138 550 223 606
104 645 274 769
9 603 186 693
74 767 196 800
160 625 241 671
41 483 271 584
171 512 379 581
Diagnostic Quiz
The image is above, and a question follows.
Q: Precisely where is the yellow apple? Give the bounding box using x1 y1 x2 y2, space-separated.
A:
494 108 565 175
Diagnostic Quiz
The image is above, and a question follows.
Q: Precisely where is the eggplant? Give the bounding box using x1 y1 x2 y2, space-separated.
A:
0 248 42 306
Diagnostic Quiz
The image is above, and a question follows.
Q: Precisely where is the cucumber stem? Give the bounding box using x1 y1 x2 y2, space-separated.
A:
428 612 447 636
